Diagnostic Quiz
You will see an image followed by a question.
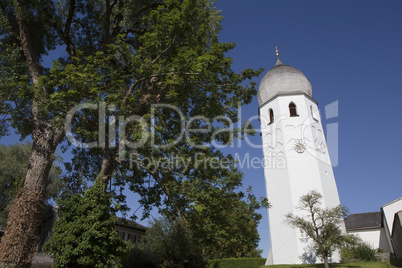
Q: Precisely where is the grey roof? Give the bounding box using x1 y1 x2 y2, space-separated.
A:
258 58 312 106
344 212 383 231
116 217 147 231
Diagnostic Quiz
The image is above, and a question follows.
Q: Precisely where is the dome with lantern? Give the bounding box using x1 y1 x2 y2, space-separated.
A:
258 58 312 106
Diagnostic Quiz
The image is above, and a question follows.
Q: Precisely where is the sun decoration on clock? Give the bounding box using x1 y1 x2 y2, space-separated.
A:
294 139 306 154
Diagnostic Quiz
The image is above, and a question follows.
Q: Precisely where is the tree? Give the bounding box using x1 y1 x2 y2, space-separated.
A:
141 186 267 262
0 142 64 227
130 185 267 266
285 191 347 268
183 185 267 259
137 216 204 267
0 0 262 264
43 180 127 267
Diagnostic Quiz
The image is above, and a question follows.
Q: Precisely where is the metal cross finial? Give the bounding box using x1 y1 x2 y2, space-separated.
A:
275 46 279 59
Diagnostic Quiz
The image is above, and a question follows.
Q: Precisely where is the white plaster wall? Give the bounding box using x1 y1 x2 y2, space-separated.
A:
260 94 343 265
261 96 299 264
115 225 145 243
348 228 391 252
349 229 381 249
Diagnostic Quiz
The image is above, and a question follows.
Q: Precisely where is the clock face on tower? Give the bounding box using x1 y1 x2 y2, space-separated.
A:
294 140 306 153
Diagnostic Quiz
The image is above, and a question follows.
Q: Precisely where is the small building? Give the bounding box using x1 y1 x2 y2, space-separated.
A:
344 212 391 252
344 197 402 258
115 217 147 244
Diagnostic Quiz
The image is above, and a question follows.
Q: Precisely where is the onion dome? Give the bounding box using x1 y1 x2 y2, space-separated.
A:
258 58 312 106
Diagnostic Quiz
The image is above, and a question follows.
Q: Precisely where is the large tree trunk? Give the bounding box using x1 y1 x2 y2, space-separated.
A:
98 155 118 187
0 1 64 265
0 124 63 266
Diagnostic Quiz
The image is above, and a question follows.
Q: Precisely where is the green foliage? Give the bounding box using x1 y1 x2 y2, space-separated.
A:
181 186 266 259
38 0 264 221
135 216 204 268
123 184 267 266
121 245 160 268
340 242 378 262
43 180 127 267
285 191 351 266
206 257 265 268
376 248 385 253
1 0 263 143
0 142 64 226
1 0 264 222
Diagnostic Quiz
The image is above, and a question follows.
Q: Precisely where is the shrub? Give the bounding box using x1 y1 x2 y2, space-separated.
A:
121 244 207 268
205 257 265 268
340 242 377 262
121 245 160 268
128 216 205 268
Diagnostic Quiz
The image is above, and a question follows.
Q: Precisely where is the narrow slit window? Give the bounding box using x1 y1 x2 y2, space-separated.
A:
289 102 298 117
269 109 274 124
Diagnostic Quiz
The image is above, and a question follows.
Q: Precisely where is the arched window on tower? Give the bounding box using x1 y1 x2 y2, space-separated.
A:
289 102 298 117
269 109 274 125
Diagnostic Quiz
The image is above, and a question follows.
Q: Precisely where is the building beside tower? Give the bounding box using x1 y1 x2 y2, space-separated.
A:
258 56 345 265
344 197 402 259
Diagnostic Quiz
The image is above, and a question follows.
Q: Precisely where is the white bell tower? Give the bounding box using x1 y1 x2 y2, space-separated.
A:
258 53 344 265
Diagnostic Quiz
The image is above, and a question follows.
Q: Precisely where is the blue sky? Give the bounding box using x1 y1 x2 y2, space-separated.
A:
214 0 402 257
1 0 401 259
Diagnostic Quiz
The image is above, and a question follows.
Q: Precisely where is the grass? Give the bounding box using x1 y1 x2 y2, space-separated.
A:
260 262 396 268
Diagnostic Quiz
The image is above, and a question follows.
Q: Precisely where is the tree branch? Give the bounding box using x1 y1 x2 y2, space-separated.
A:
136 162 187 223
63 0 77 58
105 0 111 44
64 0 75 37
151 37 176 65
134 2 163 18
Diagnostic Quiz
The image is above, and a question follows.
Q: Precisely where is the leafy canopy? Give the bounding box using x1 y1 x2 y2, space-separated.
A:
0 0 263 217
